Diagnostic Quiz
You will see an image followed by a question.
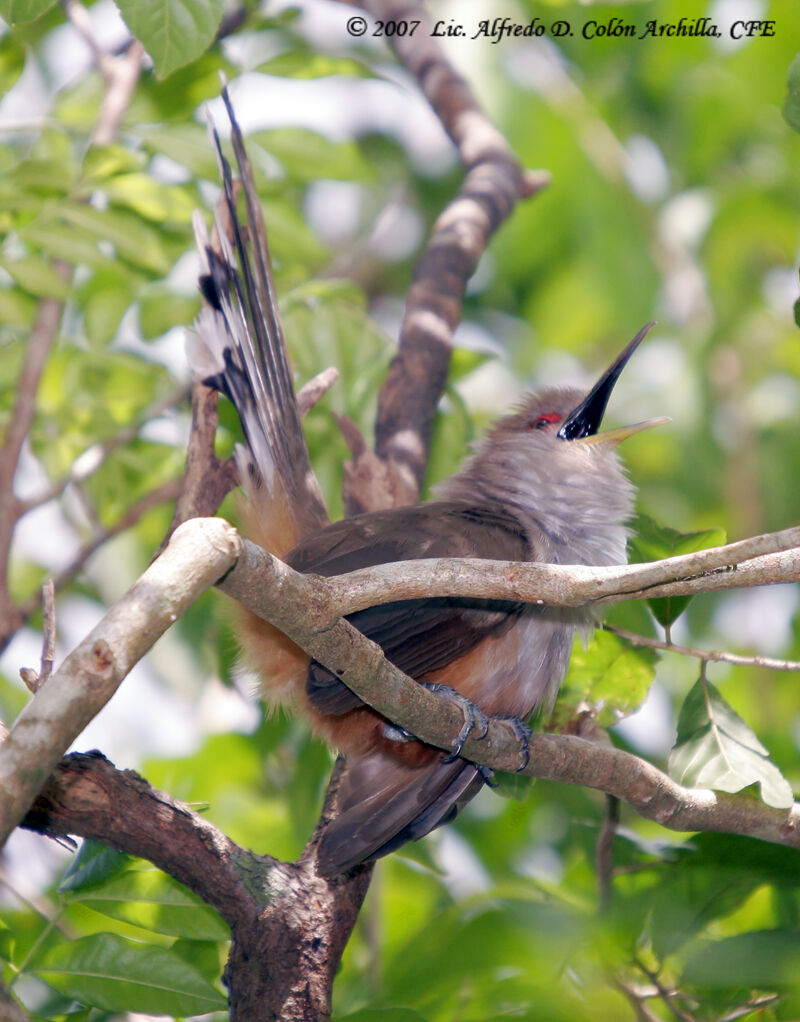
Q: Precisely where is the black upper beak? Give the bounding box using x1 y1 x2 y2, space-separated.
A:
557 322 656 441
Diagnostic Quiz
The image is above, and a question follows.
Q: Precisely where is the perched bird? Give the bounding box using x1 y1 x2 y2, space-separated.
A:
190 93 664 876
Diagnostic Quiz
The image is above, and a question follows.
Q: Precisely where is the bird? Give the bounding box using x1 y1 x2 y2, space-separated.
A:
189 91 665 876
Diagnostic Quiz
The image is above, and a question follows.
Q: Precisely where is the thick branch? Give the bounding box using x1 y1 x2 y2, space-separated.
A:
216 525 800 851
217 526 797 760
21 751 372 1022
343 0 542 507
0 518 240 848
22 751 257 927
6 517 798 869
223 525 800 622
2 511 797 944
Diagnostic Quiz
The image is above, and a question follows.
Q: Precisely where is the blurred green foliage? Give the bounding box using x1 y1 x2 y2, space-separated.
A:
1 0 799 1018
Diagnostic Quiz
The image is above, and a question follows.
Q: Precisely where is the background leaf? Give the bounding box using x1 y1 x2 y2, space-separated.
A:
31 932 226 1015
629 515 727 631
555 630 657 728
116 0 225 79
668 674 794 809
783 53 800 133
0 0 58 24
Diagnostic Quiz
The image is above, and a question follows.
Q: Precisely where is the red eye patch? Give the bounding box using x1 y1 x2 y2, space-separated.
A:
528 412 561 430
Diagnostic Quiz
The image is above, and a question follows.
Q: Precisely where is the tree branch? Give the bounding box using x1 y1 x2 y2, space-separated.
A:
339 0 546 510
225 524 800 621
603 624 800 672
214 525 800 851
0 269 71 643
3 512 798 969
8 516 798 877
22 751 257 926
17 385 190 515
20 751 373 1022
164 383 238 544
14 477 185 627
0 518 240 848
0 11 144 655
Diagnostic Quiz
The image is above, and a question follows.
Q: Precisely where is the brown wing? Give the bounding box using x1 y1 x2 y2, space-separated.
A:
316 752 484 876
286 500 531 715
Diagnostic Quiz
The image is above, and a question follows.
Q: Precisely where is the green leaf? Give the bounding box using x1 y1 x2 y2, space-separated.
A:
556 630 657 727
67 868 229 940
116 0 225 79
0 34 25 93
629 514 726 630
0 0 58 24
55 203 172 274
682 928 800 988
0 287 36 325
31 932 226 1015
21 219 112 268
250 130 374 183
100 173 196 223
78 266 140 346
139 284 200 339
0 256 71 300
58 840 132 894
783 54 800 134
668 674 794 809
82 144 146 183
138 122 220 178
257 51 376 80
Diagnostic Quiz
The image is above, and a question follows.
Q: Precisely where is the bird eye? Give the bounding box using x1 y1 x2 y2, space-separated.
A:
528 413 560 431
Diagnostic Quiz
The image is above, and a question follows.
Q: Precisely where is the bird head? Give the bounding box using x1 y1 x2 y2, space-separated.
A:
439 322 668 565
494 321 668 449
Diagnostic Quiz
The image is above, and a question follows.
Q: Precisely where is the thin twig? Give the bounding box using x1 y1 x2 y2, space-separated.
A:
0 5 143 657
18 477 183 620
604 624 800 672
17 385 191 514
596 794 620 913
0 272 71 637
296 368 340 418
18 580 56 692
633 957 697 1022
612 977 662 1022
39 579 56 683
718 995 780 1020
62 0 143 145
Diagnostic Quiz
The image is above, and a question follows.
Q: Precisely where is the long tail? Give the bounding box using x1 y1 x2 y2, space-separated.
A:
317 750 485 875
189 87 329 551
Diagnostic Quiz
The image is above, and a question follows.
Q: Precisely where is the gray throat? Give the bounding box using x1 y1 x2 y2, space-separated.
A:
437 445 635 569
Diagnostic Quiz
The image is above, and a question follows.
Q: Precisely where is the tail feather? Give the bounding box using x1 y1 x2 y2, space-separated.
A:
188 89 328 545
317 751 485 875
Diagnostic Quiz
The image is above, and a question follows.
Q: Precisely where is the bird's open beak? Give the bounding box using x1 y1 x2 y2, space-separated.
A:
558 322 667 444
573 416 671 446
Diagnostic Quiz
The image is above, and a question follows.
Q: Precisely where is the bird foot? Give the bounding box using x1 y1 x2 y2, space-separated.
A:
419 682 490 763
497 715 533 771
